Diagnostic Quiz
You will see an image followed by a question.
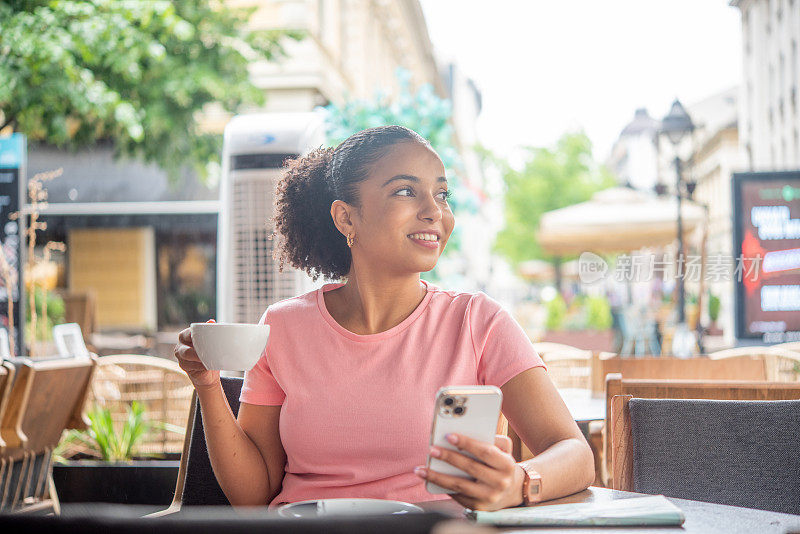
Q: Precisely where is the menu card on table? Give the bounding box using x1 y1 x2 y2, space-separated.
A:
468 495 685 527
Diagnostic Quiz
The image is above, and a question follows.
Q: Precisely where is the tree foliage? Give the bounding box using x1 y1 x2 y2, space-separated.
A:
0 0 300 179
494 131 615 266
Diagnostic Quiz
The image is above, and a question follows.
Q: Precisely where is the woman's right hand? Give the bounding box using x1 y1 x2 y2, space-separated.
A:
175 322 220 390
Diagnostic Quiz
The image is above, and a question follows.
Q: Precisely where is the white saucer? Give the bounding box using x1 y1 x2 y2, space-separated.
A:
277 498 424 518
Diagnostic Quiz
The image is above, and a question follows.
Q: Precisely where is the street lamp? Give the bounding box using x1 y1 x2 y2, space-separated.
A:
659 98 695 325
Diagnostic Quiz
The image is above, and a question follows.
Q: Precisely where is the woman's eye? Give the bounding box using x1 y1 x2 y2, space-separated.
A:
395 187 413 197
437 190 451 201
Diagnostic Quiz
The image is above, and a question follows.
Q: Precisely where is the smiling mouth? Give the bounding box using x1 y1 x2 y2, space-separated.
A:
407 233 440 242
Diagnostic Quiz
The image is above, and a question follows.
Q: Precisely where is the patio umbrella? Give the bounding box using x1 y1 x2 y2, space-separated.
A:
536 187 706 255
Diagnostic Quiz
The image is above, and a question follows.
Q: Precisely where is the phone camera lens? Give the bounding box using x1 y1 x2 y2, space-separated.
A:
454 406 464 415
444 397 454 406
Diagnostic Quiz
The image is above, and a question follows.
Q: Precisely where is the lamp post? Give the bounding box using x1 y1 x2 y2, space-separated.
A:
659 99 695 326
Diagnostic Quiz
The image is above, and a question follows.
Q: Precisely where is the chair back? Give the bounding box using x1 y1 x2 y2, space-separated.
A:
156 377 243 515
534 343 593 390
0 362 15 451
611 393 800 514
0 355 96 513
594 354 768 396
609 379 800 510
88 354 194 455
62 291 97 341
709 346 800 382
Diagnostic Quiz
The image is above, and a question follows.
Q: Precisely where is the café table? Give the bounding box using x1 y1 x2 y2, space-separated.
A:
558 387 605 425
421 487 800 533
5 487 798 533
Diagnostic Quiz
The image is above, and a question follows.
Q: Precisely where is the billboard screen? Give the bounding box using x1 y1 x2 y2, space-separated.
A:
733 171 800 342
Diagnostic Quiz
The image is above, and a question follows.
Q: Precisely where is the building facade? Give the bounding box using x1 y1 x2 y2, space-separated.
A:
203 0 445 128
606 108 661 191
731 0 800 171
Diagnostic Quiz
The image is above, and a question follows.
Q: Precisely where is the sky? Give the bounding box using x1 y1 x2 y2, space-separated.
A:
419 0 743 163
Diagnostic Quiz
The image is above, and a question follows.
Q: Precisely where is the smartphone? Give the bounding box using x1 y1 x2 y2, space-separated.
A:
426 385 503 494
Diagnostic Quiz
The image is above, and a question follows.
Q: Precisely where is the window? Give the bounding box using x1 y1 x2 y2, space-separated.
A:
156 231 217 330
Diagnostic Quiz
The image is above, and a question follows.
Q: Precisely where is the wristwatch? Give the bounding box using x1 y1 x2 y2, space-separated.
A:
519 463 543 505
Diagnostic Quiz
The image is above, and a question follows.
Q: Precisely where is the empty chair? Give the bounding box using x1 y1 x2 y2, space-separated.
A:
709 346 800 382
87 354 194 455
533 343 593 390
0 355 96 514
609 379 800 514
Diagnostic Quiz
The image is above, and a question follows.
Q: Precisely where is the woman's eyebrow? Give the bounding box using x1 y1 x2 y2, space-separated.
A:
382 174 448 187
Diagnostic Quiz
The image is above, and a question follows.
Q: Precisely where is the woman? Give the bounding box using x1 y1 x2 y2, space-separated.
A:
175 126 594 511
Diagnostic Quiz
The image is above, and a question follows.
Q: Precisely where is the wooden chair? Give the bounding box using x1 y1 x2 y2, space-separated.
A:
708 346 800 382
593 354 768 397
0 355 96 514
610 379 800 514
601 357 769 486
86 355 194 456
61 291 97 342
0 362 17 494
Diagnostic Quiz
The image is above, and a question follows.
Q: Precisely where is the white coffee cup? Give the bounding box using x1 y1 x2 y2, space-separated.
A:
189 323 270 371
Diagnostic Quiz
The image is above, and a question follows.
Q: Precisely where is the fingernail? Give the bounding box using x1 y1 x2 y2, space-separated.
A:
445 433 458 445
429 446 441 458
414 467 427 478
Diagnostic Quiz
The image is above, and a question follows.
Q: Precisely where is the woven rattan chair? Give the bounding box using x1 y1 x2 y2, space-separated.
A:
533 343 593 390
87 355 194 456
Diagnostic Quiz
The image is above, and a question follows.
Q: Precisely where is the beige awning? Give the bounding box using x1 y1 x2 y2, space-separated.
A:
537 187 706 255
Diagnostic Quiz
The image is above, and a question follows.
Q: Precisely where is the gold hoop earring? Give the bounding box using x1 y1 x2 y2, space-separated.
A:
346 233 355 248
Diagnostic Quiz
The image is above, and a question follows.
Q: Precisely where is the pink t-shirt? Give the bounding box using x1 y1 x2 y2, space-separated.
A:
240 280 545 505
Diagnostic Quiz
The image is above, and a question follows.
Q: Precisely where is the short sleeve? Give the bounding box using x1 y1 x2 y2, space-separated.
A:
240 309 286 406
469 295 546 387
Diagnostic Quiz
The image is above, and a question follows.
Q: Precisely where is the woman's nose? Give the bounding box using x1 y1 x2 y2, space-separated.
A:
418 194 443 223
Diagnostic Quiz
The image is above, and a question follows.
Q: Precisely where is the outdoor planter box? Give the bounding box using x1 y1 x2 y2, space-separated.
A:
53 458 179 505
542 329 616 353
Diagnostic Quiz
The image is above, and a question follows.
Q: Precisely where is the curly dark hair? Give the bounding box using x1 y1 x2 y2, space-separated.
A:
273 125 431 280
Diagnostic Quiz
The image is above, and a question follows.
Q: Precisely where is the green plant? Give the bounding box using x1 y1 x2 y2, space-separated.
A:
25 287 65 341
585 295 613 330
56 402 152 463
545 294 567 331
708 294 721 322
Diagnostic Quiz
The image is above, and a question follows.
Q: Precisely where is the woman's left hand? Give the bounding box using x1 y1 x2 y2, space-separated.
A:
414 433 524 511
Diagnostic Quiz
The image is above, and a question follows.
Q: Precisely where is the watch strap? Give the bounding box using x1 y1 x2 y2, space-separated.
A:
519 463 543 505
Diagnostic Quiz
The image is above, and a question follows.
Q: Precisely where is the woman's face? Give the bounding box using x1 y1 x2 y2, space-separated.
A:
349 141 455 275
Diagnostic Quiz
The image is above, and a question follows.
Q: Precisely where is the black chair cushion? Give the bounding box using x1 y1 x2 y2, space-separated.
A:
629 397 800 514
181 377 243 506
